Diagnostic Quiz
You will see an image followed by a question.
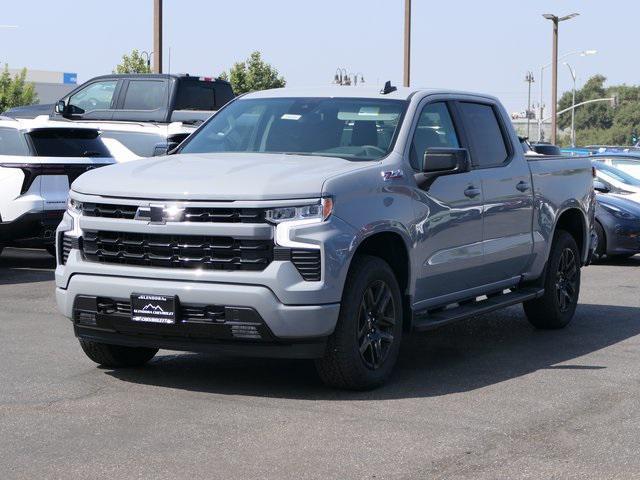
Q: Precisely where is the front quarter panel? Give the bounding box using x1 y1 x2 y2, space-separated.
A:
322 152 416 294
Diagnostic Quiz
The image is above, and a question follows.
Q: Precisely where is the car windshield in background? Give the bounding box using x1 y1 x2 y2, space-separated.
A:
180 97 407 161
593 160 640 187
27 128 111 158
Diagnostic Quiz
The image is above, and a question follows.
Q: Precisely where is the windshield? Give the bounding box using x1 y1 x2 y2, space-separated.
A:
593 160 640 187
180 97 407 161
27 128 111 158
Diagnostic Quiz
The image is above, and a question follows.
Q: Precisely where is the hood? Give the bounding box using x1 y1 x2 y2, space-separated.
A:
71 152 372 201
596 192 640 216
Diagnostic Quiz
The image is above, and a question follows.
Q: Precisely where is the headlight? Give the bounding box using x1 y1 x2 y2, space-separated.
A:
601 203 638 220
67 197 83 215
265 198 333 224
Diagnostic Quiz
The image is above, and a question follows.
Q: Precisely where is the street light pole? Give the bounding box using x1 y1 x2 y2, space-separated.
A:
564 62 577 147
403 0 411 87
542 13 579 145
536 49 596 142
153 0 163 73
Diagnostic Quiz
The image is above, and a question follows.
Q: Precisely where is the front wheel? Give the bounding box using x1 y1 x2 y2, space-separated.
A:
79 339 158 368
315 255 403 390
524 230 581 329
591 221 606 262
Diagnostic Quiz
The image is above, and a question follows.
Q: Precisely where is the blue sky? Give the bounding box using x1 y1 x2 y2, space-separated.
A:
0 0 632 112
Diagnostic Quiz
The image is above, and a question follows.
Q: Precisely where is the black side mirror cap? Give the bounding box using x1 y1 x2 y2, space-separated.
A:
55 100 66 114
414 148 469 188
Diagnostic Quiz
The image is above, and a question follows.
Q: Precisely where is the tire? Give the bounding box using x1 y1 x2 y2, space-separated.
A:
315 255 403 390
79 339 158 368
524 230 581 329
45 245 56 257
591 221 606 262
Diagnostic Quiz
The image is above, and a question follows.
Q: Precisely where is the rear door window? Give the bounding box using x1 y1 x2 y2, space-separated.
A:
0 127 30 155
458 102 510 168
27 129 111 157
122 80 167 110
175 81 216 110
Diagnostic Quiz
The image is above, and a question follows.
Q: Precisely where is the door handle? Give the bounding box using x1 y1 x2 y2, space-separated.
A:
516 181 531 192
464 186 481 198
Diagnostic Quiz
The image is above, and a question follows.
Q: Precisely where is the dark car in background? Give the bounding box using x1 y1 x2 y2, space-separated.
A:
592 190 640 260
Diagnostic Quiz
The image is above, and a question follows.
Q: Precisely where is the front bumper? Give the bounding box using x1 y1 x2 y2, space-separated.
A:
606 222 640 255
56 272 340 358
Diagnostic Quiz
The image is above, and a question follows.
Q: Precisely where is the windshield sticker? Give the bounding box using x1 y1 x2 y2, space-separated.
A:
281 114 302 121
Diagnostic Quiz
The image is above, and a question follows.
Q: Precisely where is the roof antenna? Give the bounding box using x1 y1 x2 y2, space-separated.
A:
380 81 397 95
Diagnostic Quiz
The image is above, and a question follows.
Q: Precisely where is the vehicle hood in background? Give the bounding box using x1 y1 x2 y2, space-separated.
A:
71 152 372 200
596 192 640 216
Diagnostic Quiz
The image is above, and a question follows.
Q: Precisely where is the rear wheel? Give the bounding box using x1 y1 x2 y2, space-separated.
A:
79 339 158 368
524 230 581 329
315 255 403 390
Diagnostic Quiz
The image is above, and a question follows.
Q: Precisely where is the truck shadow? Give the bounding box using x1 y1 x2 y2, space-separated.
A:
0 248 55 285
106 302 640 400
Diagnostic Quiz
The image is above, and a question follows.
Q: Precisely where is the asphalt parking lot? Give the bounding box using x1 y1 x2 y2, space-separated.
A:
1 248 639 480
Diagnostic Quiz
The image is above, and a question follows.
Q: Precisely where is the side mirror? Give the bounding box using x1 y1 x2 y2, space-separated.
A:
593 180 610 193
415 148 469 188
55 100 67 114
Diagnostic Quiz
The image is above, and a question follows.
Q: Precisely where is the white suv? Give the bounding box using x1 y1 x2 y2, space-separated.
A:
0 117 115 255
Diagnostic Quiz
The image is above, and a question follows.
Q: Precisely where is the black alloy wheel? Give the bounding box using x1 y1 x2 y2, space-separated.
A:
357 280 396 370
555 247 579 313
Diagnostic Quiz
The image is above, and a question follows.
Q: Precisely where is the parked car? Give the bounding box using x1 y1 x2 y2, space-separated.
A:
592 190 640 260
591 153 640 180
55 85 595 389
592 160 640 194
3 74 235 157
0 117 115 255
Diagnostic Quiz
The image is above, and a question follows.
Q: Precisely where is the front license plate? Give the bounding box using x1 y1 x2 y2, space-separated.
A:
131 294 178 324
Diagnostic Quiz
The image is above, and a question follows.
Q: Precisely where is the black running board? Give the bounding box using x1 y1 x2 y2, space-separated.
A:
412 288 544 331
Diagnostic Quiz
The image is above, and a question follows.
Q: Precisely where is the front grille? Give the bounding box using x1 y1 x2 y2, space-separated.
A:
82 203 265 223
81 230 273 271
82 203 138 219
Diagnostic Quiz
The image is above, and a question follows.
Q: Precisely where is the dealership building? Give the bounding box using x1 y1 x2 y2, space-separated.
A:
8 69 78 104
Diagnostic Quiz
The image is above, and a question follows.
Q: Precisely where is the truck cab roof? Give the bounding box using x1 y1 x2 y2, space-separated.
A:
241 85 499 103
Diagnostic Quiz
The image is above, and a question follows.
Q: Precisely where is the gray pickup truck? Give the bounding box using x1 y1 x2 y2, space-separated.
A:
55 84 595 389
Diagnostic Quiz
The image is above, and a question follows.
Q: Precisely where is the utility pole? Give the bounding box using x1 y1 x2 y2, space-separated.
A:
403 0 411 87
153 0 163 73
542 13 579 145
525 72 535 139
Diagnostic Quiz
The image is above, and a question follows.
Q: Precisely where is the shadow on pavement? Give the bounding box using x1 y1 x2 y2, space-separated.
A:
594 255 640 267
0 248 55 285
106 303 640 400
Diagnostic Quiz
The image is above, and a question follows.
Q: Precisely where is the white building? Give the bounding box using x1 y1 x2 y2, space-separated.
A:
8 69 78 104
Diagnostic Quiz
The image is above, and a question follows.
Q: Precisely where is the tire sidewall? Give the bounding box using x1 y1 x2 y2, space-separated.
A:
545 231 581 325
334 256 403 387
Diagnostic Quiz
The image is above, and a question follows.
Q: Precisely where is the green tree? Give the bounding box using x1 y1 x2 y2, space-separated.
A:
114 49 151 74
556 74 640 146
0 65 38 112
220 51 285 95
